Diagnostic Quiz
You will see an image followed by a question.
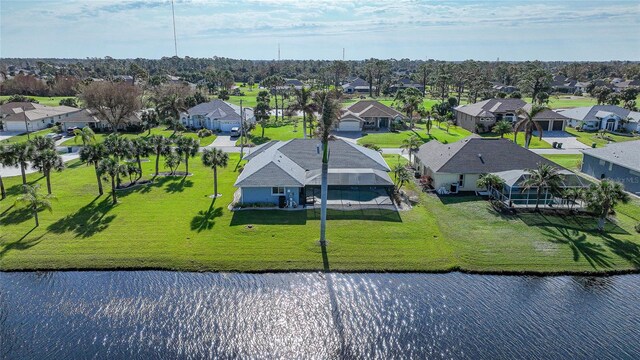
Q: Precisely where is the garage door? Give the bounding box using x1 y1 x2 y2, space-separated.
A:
536 120 549 131
552 120 564 131
337 120 361 132
4 122 28 132
219 121 239 132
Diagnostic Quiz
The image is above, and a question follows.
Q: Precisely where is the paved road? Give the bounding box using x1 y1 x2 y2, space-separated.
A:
0 152 80 177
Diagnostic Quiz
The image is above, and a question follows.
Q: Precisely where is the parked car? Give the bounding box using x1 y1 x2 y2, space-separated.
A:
45 132 63 141
66 127 79 136
230 127 241 137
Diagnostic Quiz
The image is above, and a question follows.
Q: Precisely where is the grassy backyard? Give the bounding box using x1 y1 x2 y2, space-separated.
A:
542 154 583 170
1 152 639 273
565 128 639 148
0 95 77 107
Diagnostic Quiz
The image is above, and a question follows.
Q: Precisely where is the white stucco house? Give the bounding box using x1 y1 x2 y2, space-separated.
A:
558 105 640 132
180 99 255 132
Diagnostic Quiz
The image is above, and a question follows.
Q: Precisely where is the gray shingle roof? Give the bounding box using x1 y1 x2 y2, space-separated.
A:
186 99 253 120
456 99 526 117
415 136 560 173
235 139 391 187
558 105 639 123
343 101 405 119
581 140 640 172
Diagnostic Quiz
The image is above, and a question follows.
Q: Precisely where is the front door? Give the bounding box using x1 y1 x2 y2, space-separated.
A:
606 119 616 131
379 118 388 128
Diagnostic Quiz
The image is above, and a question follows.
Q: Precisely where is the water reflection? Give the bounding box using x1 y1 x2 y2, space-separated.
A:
0 272 639 359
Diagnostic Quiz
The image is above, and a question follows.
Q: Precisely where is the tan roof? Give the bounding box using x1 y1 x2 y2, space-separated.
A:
343 100 405 119
3 105 80 122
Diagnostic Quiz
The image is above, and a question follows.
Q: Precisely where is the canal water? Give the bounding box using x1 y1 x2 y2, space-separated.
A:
1 272 639 359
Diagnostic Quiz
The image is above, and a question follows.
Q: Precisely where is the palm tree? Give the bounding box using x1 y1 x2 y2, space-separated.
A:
562 187 584 211
393 164 412 190
583 180 630 231
79 143 107 195
32 149 64 194
521 163 563 211
514 105 547 149
174 136 199 174
73 126 96 145
400 135 421 164
0 145 13 199
164 149 182 175
15 184 55 227
476 174 506 199
156 92 188 135
148 135 172 176
492 120 513 138
29 135 55 152
314 90 341 246
395 88 423 128
8 142 34 185
290 87 315 139
201 148 229 197
97 158 129 205
131 137 152 180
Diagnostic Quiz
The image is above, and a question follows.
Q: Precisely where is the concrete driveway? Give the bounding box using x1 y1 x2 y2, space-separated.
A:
210 135 238 147
0 152 80 178
540 131 590 150
332 131 363 144
0 131 22 142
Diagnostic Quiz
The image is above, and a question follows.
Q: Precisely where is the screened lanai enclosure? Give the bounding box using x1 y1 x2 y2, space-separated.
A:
488 169 589 209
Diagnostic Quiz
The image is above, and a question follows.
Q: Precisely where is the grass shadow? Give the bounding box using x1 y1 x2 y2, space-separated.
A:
230 210 307 226
437 195 481 205
0 229 46 259
543 227 612 269
47 197 116 238
600 234 640 268
190 199 224 232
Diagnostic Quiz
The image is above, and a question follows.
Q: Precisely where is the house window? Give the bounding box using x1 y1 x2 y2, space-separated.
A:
271 187 285 195
458 174 464 187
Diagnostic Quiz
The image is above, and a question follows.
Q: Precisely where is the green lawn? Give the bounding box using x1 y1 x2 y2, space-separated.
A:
0 95 77 107
357 123 472 148
0 129 54 144
565 128 639 148
58 127 217 147
542 154 583 170
479 132 552 149
1 152 639 273
240 123 305 146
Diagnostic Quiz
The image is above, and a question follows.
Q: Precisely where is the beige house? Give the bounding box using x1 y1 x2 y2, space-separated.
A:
336 100 406 132
1 103 80 132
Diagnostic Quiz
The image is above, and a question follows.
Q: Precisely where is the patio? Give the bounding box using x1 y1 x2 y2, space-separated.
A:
306 187 396 210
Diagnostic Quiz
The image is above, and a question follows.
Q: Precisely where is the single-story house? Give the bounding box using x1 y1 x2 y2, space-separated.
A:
558 105 640 132
342 77 373 94
181 99 255 132
455 99 567 133
1 103 80 132
414 136 584 193
234 139 393 207
581 140 640 196
612 79 640 93
336 100 406 132
389 78 424 93
491 82 518 93
550 75 577 93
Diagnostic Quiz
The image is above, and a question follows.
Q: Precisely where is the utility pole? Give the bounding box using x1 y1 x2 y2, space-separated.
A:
22 106 30 140
171 0 178 57
342 48 345 61
278 43 281 61
239 99 244 159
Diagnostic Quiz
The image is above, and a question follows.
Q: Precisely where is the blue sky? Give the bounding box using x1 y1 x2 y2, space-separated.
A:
1 0 639 60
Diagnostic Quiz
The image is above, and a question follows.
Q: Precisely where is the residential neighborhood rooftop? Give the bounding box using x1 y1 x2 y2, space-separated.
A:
581 140 640 172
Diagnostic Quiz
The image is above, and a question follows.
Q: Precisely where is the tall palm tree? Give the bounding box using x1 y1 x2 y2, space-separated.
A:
521 163 563 211
15 184 55 227
174 136 199 174
148 135 172 176
29 135 55 152
400 135 422 164
476 174 506 200
79 143 107 195
8 142 34 185
103 134 133 186
32 149 64 194
201 148 229 197
73 126 96 145
492 120 513 138
156 92 188 135
314 90 341 245
97 158 129 205
514 105 547 149
0 145 13 199
131 137 152 180
290 87 315 139
583 180 630 231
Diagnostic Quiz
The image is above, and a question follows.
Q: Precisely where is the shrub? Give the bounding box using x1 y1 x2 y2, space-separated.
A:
197 129 213 138
635 223 640 233
59 98 78 107
362 143 381 152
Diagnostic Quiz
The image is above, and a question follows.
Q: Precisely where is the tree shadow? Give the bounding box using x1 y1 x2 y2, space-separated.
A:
165 178 194 193
0 206 33 225
437 195 480 205
47 197 116 238
600 234 640 268
190 199 224 232
0 228 46 259
519 212 629 235
543 227 612 269
306 208 402 222
230 210 307 226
